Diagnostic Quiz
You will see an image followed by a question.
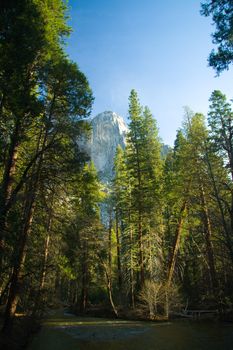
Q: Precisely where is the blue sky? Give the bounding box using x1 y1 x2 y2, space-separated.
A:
66 0 233 145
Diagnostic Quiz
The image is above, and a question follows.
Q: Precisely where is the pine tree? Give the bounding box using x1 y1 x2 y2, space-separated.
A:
201 0 233 74
116 90 163 295
0 1 93 333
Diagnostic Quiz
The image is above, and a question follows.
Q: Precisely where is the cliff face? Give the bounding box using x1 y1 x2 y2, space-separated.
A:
88 111 128 181
81 110 170 183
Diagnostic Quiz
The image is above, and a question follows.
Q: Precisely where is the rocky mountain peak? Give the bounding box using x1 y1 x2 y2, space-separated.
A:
88 111 128 182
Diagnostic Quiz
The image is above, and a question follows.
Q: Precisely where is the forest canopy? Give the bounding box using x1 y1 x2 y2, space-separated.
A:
0 0 233 340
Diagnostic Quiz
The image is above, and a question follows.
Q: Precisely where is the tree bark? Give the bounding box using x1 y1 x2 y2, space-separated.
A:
200 184 218 293
205 149 233 263
32 211 52 317
108 210 112 270
2 117 48 333
138 213 144 287
80 241 88 314
0 118 20 266
104 263 118 318
115 209 122 295
98 252 118 318
167 200 187 287
129 216 135 309
2 189 35 333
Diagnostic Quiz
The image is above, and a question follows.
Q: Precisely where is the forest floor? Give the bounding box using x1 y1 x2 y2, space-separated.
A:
0 315 40 350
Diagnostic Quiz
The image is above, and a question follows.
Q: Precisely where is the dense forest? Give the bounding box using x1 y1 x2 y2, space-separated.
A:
1 0 233 341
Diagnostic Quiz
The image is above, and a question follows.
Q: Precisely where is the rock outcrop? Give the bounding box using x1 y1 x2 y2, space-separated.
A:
87 111 128 182
80 110 170 183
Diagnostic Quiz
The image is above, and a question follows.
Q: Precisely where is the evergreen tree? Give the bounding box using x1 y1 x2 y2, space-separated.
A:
207 90 233 269
0 0 93 333
208 90 233 180
201 0 233 74
115 90 163 296
63 162 105 313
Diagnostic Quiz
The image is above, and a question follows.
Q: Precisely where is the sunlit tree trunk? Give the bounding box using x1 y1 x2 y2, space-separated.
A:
200 184 218 293
129 213 135 308
167 200 187 287
205 150 233 263
32 204 53 317
138 212 144 287
115 209 122 296
80 240 88 314
108 210 112 271
104 264 118 318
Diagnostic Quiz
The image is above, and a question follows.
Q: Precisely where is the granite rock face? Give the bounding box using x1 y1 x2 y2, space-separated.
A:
87 111 128 182
80 111 170 183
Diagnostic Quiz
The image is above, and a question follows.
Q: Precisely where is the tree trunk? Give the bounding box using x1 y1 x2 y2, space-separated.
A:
2 191 35 333
104 263 118 318
128 210 135 309
167 200 187 287
39 202 53 293
98 250 118 318
32 211 52 317
0 119 21 267
80 242 88 314
200 184 218 294
164 199 187 319
138 213 144 287
2 119 48 333
40 233 51 291
0 273 12 306
115 209 122 296
135 141 144 288
108 210 112 270
205 149 233 263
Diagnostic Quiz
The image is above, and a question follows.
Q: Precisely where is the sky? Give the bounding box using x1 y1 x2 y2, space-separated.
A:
66 0 233 146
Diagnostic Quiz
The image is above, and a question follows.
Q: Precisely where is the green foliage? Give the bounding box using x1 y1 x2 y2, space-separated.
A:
208 90 233 165
1 0 233 322
126 91 163 222
163 107 233 307
58 256 76 280
201 0 233 74
0 0 94 325
112 90 164 302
